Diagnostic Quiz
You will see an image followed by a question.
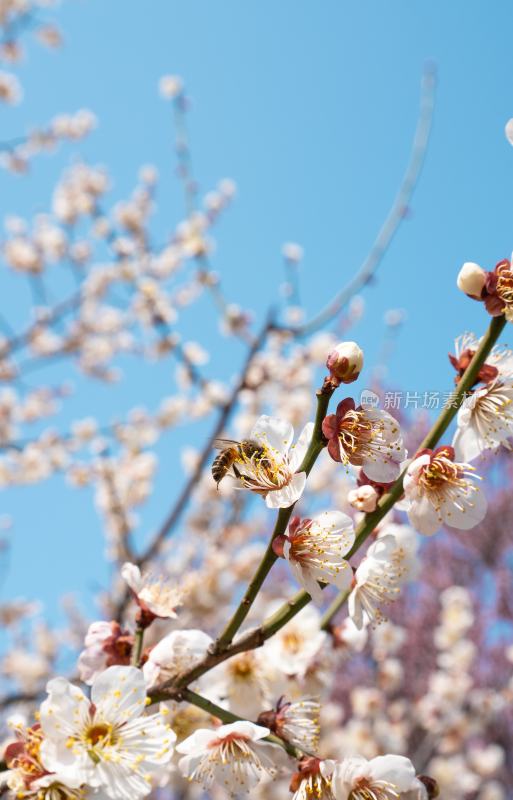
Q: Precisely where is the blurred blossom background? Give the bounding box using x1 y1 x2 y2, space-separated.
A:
0 2 513 797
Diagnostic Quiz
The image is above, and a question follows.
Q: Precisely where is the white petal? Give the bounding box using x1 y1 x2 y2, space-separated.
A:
288 421 314 472
311 510 355 553
369 755 416 791
407 494 441 536
441 484 487 531
453 424 484 463
121 562 142 594
251 415 294 456
294 563 324 603
265 472 306 508
91 665 147 725
40 677 90 740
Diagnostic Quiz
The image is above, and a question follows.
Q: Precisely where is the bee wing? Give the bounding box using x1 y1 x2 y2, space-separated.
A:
213 438 240 450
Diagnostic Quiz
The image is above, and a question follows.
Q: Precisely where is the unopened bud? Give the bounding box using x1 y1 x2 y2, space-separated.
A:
457 262 486 299
326 341 364 386
347 485 378 513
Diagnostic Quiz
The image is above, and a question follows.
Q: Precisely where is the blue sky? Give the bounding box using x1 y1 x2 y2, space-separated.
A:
1 0 513 627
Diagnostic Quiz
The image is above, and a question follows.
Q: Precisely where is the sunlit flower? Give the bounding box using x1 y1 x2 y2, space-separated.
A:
262 604 327 676
3 723 83 800
221 415 313 509
272 511 355 602
290 757 335 800
176 720 276 793
332 754 417 800
348 535 407 629
143 629 212 687
39 666 175 799
208 651 273 721
403 446 487 535
453 379 513 462
258 697 320 753
121 562 183 621
322 399 405 482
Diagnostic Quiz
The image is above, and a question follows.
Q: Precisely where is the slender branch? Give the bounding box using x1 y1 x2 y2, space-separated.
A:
320 589 350 631
287 64 436 338
131 626 145 667
150 312 507 699
213 383 335 651
177 689 300 758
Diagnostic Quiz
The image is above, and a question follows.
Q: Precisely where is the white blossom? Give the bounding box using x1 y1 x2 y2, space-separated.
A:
39 666 175 799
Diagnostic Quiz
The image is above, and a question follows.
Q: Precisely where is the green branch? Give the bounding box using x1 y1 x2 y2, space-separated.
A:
179 688 301 759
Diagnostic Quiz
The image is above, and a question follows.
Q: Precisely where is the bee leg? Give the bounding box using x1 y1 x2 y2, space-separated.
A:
232 464 242 480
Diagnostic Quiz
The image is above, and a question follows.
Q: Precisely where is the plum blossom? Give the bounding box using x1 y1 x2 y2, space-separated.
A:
2 723 83 800
39 666 175 799
262 604 327 676
348 535 408 629
290 757 336 800
258 697 320 753
78 621 133 685
403 446 487 535
208 651 274 721
176 720 276 793
322 399 405 482
453 379 513 462
332 754 417 799
121 562 183 621
222 415 313 509
272 511 355 602
143 629 212 687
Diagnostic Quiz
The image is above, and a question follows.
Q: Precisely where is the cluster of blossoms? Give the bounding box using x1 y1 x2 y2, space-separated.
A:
0 18 512 799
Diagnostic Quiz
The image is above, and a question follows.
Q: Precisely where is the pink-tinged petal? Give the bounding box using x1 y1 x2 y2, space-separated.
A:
336 397 356 419
327 436 343 462
322 413 338 440
251 415 294 456
405 453 431 483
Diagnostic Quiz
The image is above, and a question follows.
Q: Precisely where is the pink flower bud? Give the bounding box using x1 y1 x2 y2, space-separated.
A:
456 262 486 299
347 485 379 513
326 341 364 385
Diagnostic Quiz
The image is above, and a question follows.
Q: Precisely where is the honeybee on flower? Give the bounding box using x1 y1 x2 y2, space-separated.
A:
211 415 313 508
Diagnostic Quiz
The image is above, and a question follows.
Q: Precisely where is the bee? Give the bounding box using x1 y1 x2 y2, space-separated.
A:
212 438 267 486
